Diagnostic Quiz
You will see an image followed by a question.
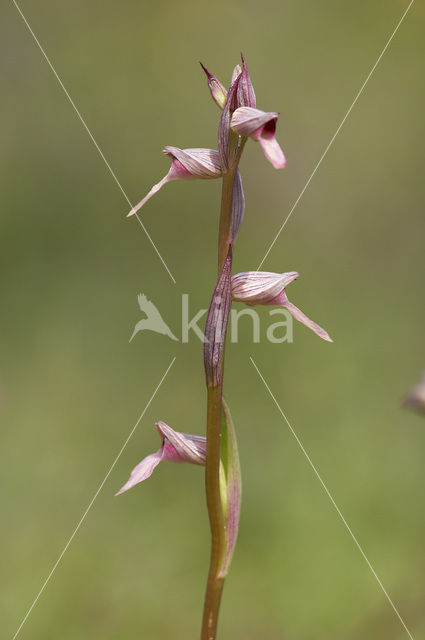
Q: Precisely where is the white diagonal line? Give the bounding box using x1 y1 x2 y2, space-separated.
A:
257 0 414 271
11 0 176 285
250 356 414 640
11 356 176 640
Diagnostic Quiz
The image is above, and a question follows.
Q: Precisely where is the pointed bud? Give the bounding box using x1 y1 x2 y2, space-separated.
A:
231 64 242 85
229 169 245 244
236 53 256 108
204 247 233 387
127 147 222 217
231 107 286 169
404 372 425 415
218 74 241 170
200 62 227 109
115 422 206 495
232 271 332 342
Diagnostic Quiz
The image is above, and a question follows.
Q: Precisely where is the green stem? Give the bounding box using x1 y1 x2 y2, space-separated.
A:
217 169 238 273
201 169 237 640
201 385 226 640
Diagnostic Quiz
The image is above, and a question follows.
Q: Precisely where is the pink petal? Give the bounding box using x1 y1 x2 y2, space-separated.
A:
276 295 332 342
256 125 286 169
127 174 171 217
115 450 164 495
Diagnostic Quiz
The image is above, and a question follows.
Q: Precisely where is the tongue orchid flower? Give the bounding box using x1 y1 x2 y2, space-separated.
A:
116 422 206 495
232 270 332 342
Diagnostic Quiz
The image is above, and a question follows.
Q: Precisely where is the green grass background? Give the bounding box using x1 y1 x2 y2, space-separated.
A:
1 1 425 638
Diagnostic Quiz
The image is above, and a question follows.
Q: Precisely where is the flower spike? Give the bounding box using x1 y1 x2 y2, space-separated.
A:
231 107 286 169
232 271 332 342
127 147 222 217
200 63 227 109
115 422 206 495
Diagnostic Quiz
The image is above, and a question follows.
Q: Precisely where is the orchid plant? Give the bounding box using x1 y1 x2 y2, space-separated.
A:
118 55 332 639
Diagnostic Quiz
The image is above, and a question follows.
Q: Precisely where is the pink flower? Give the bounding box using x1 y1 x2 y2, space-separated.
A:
231 107 286 169
232 271 332 342
115 422 206 495
127 146 222 217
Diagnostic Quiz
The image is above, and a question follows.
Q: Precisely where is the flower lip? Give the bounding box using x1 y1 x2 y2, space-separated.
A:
230 107 286 169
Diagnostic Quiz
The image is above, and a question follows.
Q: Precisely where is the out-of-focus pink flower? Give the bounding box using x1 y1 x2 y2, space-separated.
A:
230 107 286 169
127 146 222 217
115 422 206 495
232 270 332 342
404 372 425 415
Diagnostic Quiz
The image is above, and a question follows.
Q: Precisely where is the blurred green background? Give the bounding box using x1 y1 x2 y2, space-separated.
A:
1 1 425 638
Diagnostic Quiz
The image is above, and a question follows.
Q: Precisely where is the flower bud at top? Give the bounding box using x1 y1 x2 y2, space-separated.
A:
200 62 227 109
218 74 241 171
237 53 256 109
232 270 332 342
127 147 222 217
